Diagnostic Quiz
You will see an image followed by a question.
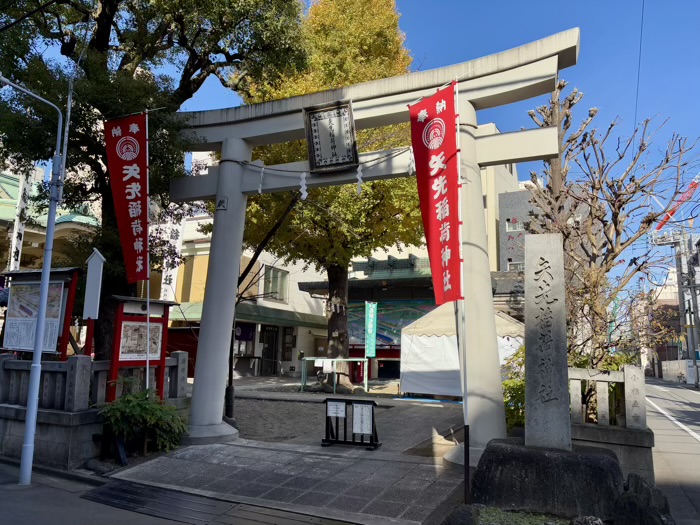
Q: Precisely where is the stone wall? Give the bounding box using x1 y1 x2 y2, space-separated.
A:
0 351 189 469
572 423 655 483
568 366 654 483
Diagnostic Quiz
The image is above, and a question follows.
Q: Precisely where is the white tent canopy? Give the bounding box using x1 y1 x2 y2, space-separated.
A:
400 304 524 397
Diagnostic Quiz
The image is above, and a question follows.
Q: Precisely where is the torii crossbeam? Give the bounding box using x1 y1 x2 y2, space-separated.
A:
170 29 580 457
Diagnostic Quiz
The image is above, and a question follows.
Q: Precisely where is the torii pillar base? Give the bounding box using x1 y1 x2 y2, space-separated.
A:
182 422 239 446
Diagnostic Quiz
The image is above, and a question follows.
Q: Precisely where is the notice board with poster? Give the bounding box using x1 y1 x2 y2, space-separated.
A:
107 296 177 401
1 268 81 358
4 281 64 352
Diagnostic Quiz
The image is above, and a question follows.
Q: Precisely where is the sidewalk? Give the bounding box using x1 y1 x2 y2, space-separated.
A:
0 378 465 525
0 461 171 525
110 388 466 525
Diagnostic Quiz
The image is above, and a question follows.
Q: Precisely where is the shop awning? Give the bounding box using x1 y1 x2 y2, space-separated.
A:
170 301 327 330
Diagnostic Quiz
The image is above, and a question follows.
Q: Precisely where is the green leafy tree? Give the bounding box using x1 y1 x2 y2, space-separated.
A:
0 0 305 357
243 0 422 388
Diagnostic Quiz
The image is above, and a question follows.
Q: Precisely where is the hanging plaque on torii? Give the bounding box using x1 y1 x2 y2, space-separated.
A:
303 100 359 173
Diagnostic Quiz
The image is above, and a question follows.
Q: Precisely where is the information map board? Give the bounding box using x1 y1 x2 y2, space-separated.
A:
3 281 64 352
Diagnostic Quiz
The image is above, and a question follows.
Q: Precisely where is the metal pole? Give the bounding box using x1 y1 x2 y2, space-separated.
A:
145 110 150 392
676 237 691 361
688 270 700 389
0 73 64 486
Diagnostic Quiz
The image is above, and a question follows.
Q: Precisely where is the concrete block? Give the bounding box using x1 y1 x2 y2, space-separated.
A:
570 379 583 424
597 381 610 426
19 370 29 406
41 372 53 409
55 374 65 411
172 351 188 398
7 370 18 404
65 355 92 412
571 423 654 448
0 354 15 402
93 370 107 406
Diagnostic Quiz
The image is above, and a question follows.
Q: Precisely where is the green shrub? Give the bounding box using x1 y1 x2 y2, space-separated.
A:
502 378 525 432
100 390 187 454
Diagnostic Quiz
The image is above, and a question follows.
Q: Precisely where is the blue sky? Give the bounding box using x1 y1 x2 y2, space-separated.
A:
182 0 699 184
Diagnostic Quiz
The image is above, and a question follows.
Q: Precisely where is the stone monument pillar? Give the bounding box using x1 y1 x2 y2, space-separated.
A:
524 233 571 451
188 137 250 440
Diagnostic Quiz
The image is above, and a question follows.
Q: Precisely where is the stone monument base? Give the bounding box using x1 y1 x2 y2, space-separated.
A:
471 438 624 521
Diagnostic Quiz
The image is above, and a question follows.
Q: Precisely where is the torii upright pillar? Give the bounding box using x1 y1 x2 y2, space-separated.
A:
187 138 250 441
457 100 506 454
170 29 580 452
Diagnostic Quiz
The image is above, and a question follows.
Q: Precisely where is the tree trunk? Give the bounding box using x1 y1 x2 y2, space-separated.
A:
326 263 353 392
94 187 133 360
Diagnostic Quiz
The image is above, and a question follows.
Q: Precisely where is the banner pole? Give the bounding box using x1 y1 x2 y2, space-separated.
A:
145 109 151 392
454 79 470 503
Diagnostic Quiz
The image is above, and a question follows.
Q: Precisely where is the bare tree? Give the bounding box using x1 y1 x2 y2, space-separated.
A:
528 80 696 365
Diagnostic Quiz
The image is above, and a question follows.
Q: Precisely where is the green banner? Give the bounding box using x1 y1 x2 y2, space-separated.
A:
365 301 378 358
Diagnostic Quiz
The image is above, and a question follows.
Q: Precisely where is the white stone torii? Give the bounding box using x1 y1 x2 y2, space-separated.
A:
170 29 580 453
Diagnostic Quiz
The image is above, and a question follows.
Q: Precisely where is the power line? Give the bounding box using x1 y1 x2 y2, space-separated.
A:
632 0 646 128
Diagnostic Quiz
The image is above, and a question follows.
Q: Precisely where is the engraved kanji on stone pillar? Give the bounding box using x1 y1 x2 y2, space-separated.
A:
524 234 571 451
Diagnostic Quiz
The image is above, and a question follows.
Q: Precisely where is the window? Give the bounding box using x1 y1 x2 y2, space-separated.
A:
263 266 289 302
506 218 524 232
508 261 525 272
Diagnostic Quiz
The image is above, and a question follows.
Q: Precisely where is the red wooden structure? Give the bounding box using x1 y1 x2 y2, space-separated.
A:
106 296 176 401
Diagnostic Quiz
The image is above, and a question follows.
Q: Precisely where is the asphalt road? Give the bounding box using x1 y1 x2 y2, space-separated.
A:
646 377 700 525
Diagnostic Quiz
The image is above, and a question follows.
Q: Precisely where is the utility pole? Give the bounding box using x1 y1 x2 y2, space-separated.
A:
686 234 700 388
650 227 700 386
0 73 64 484
651 228 693 369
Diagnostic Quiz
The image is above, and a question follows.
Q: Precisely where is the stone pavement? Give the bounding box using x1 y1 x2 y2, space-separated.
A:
112 391 466 525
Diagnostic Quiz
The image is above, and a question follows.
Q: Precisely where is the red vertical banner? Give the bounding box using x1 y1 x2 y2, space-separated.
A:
104 113 149 283
409 82 462 305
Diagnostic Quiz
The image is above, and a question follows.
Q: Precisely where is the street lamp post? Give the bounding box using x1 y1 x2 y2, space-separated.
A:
0 72 64 485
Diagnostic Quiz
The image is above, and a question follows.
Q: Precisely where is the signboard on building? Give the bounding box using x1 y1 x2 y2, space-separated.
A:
3 281 64 352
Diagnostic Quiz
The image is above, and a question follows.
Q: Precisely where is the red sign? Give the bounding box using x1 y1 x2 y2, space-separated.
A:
409 83 462 305
104 114 149 283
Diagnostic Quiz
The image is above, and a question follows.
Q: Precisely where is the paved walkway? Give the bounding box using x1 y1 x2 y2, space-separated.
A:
646 378 700 525
113 389 466 525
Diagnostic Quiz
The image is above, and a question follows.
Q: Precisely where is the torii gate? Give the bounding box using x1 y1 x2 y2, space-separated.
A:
170 29 580 454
